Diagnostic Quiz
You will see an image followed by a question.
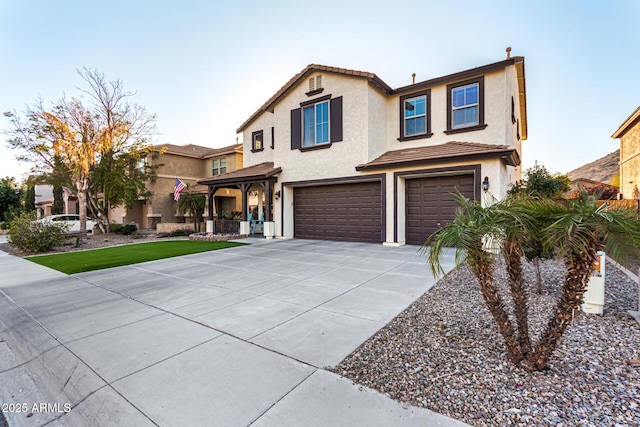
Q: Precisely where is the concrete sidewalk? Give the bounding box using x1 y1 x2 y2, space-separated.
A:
0 239 466 426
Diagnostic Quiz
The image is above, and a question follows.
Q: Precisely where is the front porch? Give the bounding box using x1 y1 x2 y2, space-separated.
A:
198 162 282 239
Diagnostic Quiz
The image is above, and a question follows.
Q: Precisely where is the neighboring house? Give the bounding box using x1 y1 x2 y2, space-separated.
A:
569 178 619 197
612 106 640 199
199 55 526 245
34 184 77 218
112 143 243 229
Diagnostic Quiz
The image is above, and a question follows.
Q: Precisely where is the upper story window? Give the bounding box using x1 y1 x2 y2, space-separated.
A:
136 157 147 172
252 130 264 152
212 158 227 175
405 96 426 135
303 100 329 146
399 90 432 141
445 76 487 135
452 83 478 127
291 95 343 151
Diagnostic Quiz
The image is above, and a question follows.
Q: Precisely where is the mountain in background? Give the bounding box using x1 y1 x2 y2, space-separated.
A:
566 149 619 185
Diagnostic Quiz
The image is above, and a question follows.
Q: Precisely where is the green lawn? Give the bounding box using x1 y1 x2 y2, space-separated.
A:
26 240 246 274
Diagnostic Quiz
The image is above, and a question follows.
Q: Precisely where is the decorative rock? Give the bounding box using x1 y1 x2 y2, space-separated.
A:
335 260 640 426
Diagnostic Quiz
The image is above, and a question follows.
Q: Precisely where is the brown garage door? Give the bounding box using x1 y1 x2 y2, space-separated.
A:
405 174 475 245
294 181 382 243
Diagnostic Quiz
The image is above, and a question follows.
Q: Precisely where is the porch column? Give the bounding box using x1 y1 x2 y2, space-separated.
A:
207 186 217 233
263 179 275 238
264 180 272 222
238 183 251 236
239 183 250 219
207 186 218 220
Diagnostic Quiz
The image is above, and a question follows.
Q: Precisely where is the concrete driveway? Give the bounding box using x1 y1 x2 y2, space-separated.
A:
0 239 464 426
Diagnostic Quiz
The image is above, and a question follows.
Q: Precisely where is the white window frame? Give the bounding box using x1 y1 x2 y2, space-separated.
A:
403 95 427 137
212 158 227 176
451 83 479 129
302 100 330 147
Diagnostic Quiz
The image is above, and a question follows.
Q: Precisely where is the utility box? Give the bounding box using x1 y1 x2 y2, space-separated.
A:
582 251 605 314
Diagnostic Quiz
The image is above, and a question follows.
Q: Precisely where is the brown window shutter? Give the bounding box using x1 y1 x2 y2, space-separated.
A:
291 108 301 149
330 96 343 142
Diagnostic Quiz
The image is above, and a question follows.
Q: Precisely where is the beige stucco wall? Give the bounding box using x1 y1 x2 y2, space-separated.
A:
242 65 522 241
620 120 640 198
109 149 243 229
244 71 373 181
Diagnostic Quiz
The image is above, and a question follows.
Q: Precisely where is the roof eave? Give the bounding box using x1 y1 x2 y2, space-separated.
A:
355 149 520 172
197 166 282 186
393 57 521 95
612 106 640 138
514 57 528 140
236 64 393 133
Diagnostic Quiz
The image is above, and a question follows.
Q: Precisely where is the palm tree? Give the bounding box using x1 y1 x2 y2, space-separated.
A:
424 191 640 371
423 194 525 364
522 191 640 370
175 186 206 232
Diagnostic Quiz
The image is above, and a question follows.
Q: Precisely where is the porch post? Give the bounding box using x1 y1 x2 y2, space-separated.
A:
206 186 217 233
263 179 275 238
239 183 249 219
238 183 251 236
207 186 217 220
264 180 272 222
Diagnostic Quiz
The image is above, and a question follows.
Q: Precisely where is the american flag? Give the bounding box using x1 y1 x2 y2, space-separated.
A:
174 178 187 201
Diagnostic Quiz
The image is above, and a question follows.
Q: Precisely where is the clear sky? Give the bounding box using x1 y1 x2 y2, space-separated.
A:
1 0 639 183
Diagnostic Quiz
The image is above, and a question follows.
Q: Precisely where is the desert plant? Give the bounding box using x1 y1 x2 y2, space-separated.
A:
175 186 205 232
8 212 69 253
423 191 640 371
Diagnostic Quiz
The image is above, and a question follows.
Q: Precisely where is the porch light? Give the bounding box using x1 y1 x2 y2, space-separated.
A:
482 176 490 192
275 190 281 200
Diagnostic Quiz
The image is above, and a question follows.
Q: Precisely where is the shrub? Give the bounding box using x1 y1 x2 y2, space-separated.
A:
8 212 69 253
158 228 194 238
111 223 138 235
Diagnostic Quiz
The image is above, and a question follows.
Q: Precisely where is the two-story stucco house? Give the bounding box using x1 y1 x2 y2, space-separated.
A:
199 55 527 245
113 143 243 229
612 106 640 199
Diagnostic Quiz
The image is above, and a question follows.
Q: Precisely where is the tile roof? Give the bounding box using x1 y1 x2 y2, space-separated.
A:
236 57 526 136
198 162 281 186
155 143 242 159
355 142 521 171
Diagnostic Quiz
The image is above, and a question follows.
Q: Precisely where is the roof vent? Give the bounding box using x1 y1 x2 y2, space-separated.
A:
412 73 416 84
309 75 322 91
506 46 512 59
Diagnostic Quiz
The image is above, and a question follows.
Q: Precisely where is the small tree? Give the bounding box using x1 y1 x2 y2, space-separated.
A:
0 177 22 222
52 185 64 214
508 164 570 293
24 185 36 212
175 186 205 233
509 163 570 198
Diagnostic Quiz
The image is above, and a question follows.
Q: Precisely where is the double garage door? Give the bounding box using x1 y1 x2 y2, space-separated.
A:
294 182 382 243
405 174 475 245
292 174 475 245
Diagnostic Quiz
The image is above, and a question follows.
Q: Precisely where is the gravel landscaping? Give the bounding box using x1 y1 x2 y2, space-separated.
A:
336 259 640 426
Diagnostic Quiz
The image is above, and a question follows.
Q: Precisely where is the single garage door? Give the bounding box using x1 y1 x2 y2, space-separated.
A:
294 181 382 243
405 174 475 245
